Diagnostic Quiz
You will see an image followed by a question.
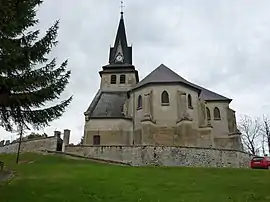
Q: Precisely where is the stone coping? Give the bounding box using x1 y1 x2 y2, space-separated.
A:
66 144 251 155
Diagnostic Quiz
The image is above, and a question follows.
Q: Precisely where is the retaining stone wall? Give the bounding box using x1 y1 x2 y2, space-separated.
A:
65 145 253 168
0 136 59 154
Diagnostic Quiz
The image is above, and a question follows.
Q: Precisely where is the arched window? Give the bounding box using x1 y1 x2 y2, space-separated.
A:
110 75 117 84
120 75 126 84
206 107 211 120
214 107 221 120
188 94 192 108
137 95 142 109
161 91 169 105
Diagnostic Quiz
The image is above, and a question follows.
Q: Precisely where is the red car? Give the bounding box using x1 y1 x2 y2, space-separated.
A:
250 156 270 169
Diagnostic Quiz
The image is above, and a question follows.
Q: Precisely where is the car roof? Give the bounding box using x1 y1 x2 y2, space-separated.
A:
252 156 269 159
252 156 264 159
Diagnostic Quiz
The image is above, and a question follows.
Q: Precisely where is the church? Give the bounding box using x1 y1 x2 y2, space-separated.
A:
83 12 242 150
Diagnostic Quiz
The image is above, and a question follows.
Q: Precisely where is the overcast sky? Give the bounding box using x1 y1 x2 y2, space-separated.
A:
1 0 270 143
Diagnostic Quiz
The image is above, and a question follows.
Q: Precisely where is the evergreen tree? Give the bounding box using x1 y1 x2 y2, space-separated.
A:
0 1 72 133
79 135 84 145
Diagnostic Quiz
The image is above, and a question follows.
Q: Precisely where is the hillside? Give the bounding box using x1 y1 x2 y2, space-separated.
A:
0 153 270 202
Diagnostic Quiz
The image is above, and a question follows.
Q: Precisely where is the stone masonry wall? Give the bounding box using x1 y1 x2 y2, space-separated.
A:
65 145 253 168
85 130 132 145
0 136 60 154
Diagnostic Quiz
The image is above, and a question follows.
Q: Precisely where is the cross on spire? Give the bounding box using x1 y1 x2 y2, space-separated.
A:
120 1 124 15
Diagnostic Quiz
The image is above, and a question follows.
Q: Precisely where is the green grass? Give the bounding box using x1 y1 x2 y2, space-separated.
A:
0 153 270 202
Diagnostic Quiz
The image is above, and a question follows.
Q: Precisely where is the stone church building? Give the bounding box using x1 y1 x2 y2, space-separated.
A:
83 13 242 150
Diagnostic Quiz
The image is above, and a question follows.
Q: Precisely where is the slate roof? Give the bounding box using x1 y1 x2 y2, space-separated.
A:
84 91 128 118
133 64 231 102
191 83 231 101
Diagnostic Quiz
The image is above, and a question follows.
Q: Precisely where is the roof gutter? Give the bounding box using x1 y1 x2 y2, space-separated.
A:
205 99 232 104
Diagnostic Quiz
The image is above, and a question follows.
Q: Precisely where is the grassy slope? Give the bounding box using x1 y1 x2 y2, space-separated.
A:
0 153 270 202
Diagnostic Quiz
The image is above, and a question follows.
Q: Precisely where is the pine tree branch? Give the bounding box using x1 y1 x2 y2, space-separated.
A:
7 70 71 108
0 106 13 131
1 59 68 92
30 21 59 63
0 36 33 73
0 1 72 133
0 21 59 74
0 96 72 132
0 0 42 37
19 96 73 130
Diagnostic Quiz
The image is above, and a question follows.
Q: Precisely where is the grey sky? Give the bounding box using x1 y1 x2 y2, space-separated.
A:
1 0 270 143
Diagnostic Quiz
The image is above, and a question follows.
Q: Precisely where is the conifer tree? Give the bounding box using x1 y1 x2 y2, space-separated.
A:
0 0 72 159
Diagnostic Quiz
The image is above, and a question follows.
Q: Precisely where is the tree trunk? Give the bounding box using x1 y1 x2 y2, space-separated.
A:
16 128 23 164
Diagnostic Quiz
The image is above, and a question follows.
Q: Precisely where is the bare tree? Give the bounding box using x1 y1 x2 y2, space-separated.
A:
261 131 266 155
238 115 261 155
261 115 270 155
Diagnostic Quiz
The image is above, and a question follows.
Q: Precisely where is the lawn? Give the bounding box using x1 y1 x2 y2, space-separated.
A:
0 153 270 202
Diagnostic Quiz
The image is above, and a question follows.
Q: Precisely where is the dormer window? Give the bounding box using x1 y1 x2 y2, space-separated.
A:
120 75 126 84
111 75 117 84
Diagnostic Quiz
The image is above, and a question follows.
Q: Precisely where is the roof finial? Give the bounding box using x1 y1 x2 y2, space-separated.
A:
120 1 124 16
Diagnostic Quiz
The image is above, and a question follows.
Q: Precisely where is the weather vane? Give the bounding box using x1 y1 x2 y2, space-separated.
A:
120 1 124 15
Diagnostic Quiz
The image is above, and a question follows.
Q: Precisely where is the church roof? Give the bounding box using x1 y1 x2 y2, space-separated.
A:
84 91 128 119
133 64 231 102
133 64 200 91
85 65 231 119
190 83 231 102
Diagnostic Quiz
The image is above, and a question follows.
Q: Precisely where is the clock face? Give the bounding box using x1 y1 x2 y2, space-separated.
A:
116 55 123 62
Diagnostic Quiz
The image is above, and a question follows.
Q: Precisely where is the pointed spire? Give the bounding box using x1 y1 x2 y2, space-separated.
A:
113 12 127 48
108 7 132 65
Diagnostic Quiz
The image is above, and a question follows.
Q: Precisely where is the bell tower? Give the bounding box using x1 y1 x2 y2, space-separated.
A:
99 10 139 91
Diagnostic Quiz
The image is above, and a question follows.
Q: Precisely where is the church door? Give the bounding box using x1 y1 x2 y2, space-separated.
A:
93 135 100 145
